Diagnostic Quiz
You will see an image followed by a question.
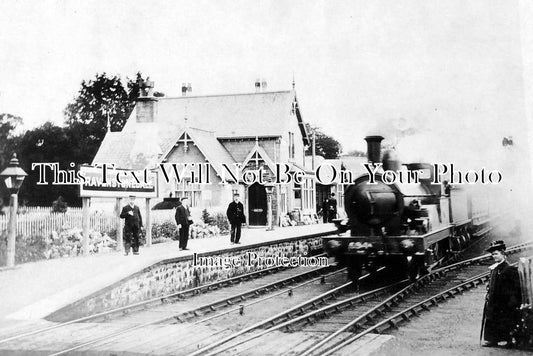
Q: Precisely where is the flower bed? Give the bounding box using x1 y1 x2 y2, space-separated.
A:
0 228 117 265
0 211 230 266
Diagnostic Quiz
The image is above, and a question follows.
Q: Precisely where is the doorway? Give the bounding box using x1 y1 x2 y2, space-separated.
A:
248 182 267 225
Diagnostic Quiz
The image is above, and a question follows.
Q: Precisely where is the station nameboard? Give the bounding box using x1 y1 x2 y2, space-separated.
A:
79 165 158 198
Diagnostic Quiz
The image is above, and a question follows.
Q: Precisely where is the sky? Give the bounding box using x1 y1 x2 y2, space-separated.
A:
1 0 533 171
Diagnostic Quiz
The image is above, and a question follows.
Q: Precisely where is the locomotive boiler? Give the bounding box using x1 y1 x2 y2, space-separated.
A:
323 136 491 281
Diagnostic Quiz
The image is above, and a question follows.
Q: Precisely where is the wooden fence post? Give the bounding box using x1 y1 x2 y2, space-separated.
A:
115 197 123 252
145 198 152 247
82 197 90 256
6 194 18 267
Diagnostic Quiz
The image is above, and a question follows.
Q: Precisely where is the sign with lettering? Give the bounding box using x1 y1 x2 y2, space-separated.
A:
79 165 158 198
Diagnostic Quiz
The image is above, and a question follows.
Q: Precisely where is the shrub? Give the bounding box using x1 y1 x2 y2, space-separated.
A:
212 213 229 234
0 228 117 265
152 221 178 242
190 222 220 239
201 209 214 225
52 196 68 213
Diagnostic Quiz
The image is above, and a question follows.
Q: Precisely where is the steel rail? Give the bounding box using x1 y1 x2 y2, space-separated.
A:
171 264 340 323
0 264 285 345
188 268 405 356
190 267 348 326
299 241 533 356
321 271 492 356
46 263 342 355
0 256 328 346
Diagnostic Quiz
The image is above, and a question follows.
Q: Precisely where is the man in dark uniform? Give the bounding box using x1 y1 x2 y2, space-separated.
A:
226 193 246 244
481 240 522 347
321 198 329 223
119 195 143 255
175 197 192 250
327 193 337 222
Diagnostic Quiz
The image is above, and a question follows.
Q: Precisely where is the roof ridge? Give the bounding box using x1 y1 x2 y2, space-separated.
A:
157 90 292 100
187 127 215 134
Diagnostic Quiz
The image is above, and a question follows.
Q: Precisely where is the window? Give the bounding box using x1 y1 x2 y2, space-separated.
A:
289 132 295 159
246 151 265 170
303 178 314 210
175 179 202 207
176 132 193 152
294 182 302 208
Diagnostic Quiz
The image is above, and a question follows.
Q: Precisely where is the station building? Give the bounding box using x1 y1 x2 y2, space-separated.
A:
92 82 315 226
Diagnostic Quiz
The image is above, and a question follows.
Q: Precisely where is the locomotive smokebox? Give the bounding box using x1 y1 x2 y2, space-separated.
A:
365 135 384 164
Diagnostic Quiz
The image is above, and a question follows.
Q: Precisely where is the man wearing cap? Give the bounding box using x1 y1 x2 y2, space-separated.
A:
119 195 143 255
327 193 337 222
175 197 192 250
481 240 522 347
226 193 246 244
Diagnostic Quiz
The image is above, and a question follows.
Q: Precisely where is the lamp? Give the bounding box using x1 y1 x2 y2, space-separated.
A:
0 153 27 267
265 183 275 231
0 154 27 194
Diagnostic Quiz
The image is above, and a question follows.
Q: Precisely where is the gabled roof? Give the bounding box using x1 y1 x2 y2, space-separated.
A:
95 90 307 169
160 127 236 181
92 124 162 169
122 90 301 153
241 143 276 173
92 132 134 166
294 98 310 146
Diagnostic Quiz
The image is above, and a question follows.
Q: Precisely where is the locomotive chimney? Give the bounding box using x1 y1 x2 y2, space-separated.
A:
365 135 384 164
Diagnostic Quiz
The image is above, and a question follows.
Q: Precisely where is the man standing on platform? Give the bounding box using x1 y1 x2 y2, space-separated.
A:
481 240 522 347
119 195 143 256
327 193 337 222
175 197 192 250
226 193 246 244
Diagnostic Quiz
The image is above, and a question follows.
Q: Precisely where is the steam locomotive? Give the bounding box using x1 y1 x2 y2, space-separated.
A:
323 136 492 281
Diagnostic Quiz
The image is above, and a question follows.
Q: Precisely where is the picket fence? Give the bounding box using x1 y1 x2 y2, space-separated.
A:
0 207 179 239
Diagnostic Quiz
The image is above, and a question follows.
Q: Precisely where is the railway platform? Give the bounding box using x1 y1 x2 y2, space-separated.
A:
0 224 336 325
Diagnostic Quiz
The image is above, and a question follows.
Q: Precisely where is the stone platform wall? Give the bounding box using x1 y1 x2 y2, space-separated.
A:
47 235 324 322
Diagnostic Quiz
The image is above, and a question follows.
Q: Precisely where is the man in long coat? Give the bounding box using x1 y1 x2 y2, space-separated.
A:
481 240 522 347
327 193 337 222
119 195 143 255
175 197 192 250
226 193 246 244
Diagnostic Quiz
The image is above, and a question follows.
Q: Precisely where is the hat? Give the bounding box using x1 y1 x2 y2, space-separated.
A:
486 240 506 253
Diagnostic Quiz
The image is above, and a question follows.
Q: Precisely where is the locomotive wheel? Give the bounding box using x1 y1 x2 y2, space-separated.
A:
385 256 408 281
345 256 363 282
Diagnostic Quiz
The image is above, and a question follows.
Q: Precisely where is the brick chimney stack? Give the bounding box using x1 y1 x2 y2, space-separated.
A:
136 78 158 123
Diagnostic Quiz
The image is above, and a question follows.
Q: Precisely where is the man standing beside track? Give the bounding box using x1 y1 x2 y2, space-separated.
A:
481 240 522 348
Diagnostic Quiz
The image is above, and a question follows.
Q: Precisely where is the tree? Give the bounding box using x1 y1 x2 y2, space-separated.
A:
0 113 23 168
1 72 160 207
16 122 81 206
305 124 342 159
64 72 152 145
0 113 23 210
62 72 160 178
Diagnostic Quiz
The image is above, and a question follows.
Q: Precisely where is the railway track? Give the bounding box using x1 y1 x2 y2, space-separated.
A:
1 237 528 355
191 241 533 356
0 255 357 355
0 261 330 343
